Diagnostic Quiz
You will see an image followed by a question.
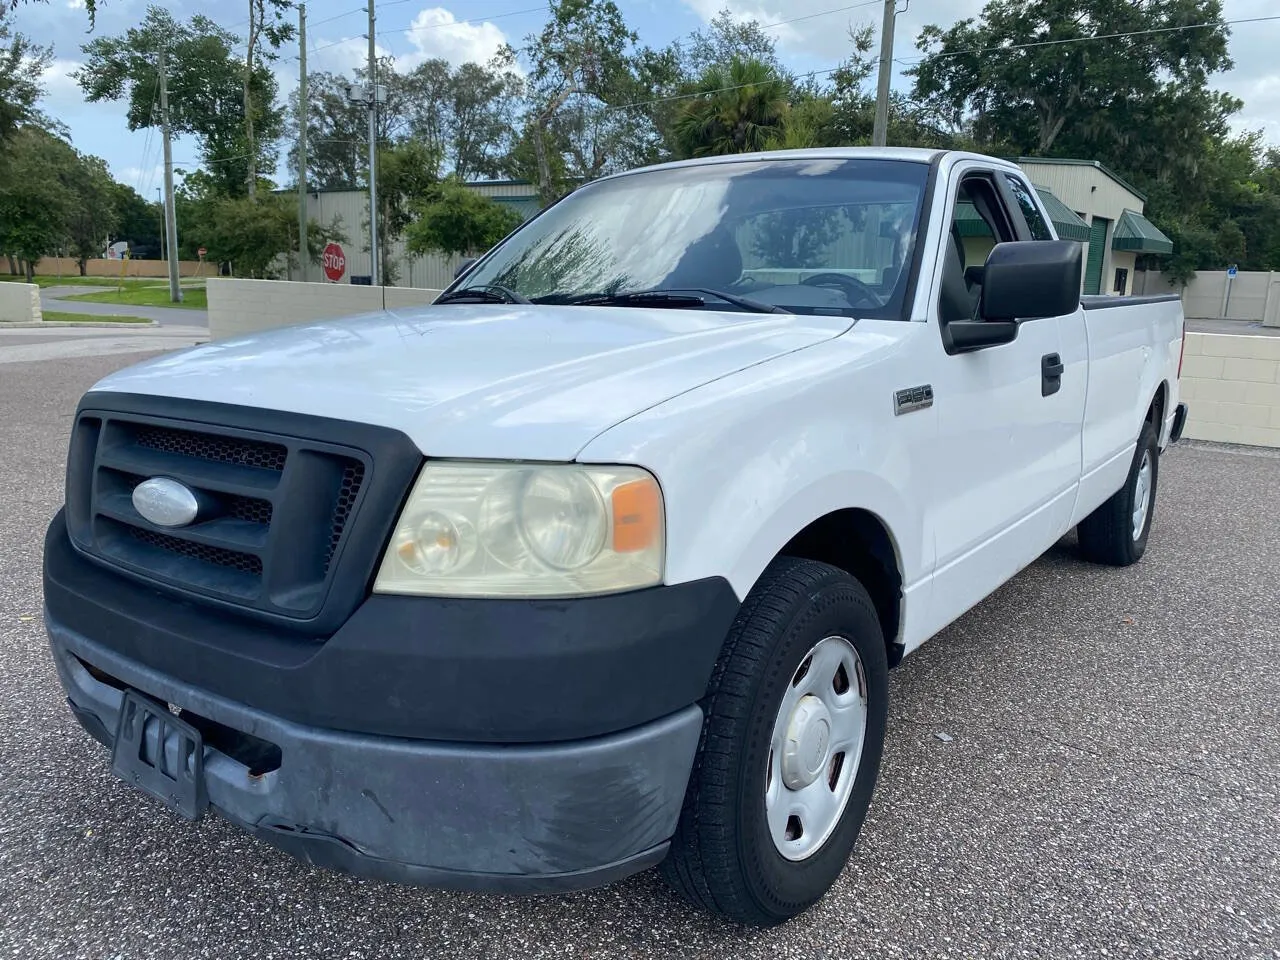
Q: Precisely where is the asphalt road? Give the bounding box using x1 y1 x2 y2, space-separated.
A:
1 349 1277 960
39 286 209 327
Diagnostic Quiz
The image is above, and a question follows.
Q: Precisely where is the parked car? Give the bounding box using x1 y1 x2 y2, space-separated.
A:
44 148 1187 926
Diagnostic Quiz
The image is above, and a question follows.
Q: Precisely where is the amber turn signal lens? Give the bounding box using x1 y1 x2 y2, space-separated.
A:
611 477 661 553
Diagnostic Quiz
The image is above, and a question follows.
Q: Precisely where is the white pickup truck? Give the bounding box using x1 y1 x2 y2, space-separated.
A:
44 148 1187 926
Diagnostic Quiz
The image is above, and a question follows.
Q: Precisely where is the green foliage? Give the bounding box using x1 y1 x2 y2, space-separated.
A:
0 130 77 278
404 179 524 258
0 12 54 147
182 192 343 278
523 0 663 200
78 6 284 199
673 58 789 159
66 153 121 272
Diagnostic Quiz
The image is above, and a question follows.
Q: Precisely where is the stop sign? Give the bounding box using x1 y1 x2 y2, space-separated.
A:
322 242 346 282
197 246 207 259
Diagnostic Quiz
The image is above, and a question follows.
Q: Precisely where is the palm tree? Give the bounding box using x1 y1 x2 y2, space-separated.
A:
673 58 790 159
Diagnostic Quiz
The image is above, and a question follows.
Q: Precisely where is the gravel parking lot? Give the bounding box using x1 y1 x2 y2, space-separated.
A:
1 348 1277 959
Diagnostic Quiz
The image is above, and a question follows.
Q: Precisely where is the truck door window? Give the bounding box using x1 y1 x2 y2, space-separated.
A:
938 176 1017 326
1004 175 1053 241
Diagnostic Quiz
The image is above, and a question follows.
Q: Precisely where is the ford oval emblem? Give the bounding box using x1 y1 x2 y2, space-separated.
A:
132 477 200 528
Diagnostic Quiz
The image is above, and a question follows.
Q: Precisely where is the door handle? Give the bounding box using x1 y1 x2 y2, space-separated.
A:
1041 353 1064 397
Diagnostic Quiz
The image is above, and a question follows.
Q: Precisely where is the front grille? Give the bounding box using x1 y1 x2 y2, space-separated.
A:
128 524 264 575
136 425 288 471
66 411 373 622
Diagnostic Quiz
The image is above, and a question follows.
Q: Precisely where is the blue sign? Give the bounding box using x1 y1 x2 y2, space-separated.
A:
1227 264 1238 279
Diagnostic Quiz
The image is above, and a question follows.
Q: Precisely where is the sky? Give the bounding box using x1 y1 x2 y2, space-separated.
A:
12 0 1280 198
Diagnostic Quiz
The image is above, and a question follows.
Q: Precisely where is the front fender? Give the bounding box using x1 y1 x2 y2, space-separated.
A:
579 325 936 630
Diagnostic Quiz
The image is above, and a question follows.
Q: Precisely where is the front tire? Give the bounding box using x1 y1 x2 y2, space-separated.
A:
1078 420 1160 566
660 557 889 926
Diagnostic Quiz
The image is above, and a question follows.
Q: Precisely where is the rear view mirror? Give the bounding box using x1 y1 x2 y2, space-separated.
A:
454 258 478 280
981 241 1082 321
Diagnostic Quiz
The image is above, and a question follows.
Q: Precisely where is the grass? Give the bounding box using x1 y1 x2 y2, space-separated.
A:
62 285 207 310
41 311 153 324
0 274 167 288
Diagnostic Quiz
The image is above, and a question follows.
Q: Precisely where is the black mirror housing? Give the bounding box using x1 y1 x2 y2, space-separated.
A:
454 257 478 280
980 241 1082 322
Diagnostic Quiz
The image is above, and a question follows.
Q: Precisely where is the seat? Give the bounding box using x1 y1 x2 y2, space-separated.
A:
664 227 744 290
939 223 980 327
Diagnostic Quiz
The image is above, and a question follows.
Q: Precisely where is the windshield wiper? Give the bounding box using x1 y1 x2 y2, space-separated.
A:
435 284 532 305
556 288 790 315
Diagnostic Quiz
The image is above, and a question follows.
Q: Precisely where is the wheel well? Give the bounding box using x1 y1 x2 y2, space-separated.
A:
1146 381 1168 433
778 509 904 666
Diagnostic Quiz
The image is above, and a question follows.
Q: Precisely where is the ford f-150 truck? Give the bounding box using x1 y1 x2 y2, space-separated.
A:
44 148 1188 926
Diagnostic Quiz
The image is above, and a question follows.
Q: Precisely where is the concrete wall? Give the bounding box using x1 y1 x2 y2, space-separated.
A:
1134 270 1280 326
207 278 442 340
0 283 41 323
30 257 207 279
1182 333 1280 447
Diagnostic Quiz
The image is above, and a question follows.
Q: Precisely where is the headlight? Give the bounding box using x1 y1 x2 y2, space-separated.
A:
374 462 664 598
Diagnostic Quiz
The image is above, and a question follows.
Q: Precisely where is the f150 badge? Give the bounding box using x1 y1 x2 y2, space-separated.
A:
894 385 934 416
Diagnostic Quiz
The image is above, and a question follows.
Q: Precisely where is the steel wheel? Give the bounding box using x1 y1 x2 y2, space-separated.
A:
765 635 868 861
1132 450 1153 541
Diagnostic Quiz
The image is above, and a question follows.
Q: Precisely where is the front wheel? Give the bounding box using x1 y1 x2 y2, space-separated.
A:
660 557 889 926
1078 420 1160 566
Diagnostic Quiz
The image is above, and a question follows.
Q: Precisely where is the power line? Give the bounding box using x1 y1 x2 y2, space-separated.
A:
375 4 548 41
895 13 1280 66
608 12 1279 114
756 0 883 32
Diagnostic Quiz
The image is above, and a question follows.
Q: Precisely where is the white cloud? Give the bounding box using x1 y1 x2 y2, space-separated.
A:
38 58 85 111
400 7 513 69
310 36 394 75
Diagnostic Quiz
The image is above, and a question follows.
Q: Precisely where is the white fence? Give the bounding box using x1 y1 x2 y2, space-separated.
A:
1182 333 1280 447
0 283 41 323
1135 270 1280 326
207 278 441 340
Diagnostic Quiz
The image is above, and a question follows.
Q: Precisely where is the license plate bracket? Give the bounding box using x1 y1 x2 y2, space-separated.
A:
111 691 208 821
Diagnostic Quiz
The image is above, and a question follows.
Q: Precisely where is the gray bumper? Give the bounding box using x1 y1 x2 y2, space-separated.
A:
48 615 703 892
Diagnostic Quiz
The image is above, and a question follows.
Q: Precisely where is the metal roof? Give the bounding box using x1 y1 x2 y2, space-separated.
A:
1032 184 1091 241
1112 209 1173 254
1013 157 1147 202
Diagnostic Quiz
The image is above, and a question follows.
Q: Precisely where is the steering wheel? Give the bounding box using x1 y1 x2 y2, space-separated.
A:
801 272 880 307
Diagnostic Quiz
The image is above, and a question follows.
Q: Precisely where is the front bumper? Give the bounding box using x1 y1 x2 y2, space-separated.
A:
49 617 703 891
43 511 740 890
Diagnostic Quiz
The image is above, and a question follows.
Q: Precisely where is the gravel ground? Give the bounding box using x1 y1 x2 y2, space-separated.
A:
1 351 1277 959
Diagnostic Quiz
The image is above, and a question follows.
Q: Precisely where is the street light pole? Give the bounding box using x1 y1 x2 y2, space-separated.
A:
156 187 165 264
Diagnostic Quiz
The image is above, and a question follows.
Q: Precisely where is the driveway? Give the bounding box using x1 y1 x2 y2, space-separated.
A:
39 284 208 327
0 348 1276 959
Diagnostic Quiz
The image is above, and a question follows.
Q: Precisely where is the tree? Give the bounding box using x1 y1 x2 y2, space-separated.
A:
910 0 1234 156
184 192 342 278
681 7 785 77
404 178 524 258
0 129 77 280
0 12 53 148
523 0 656 201
369 138 442 285
445 50 524 180
673 58 789 159
66 153 120 274
78 7 284 199
111 183 163 258
243 0 295 198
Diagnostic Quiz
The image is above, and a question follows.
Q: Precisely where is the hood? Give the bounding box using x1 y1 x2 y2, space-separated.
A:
92 304 850 459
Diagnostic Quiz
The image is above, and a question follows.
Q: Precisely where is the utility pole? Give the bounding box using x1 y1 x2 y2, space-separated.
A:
158 48 183 303
297 3 308 281
366 0 379 287
872 0 898 147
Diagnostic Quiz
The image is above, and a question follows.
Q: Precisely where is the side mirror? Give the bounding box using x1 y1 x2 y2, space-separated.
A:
454 257 478 280
981 240 1082 321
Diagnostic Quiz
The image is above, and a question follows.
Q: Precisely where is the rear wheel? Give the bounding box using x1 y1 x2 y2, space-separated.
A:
1078 420 1160 566
660 557 888 926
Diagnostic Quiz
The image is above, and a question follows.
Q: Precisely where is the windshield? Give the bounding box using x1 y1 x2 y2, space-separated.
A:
454 157 930 320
